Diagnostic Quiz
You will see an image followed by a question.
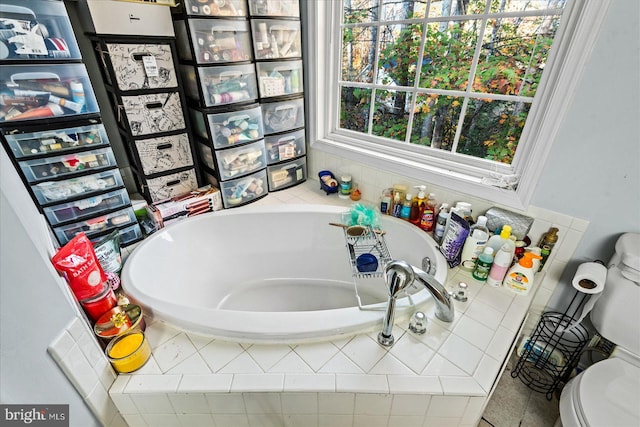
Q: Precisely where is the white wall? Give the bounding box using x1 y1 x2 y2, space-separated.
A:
0 147 99 426
532 0 640 309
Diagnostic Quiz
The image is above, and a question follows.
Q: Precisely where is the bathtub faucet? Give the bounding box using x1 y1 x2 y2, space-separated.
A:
378 260 455 347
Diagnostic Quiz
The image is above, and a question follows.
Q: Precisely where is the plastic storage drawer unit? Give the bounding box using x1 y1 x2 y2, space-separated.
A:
53 207 136 245
251 19 301 60
248 0 300 17
43 187 131 225
219 168 267 208
174 18 252 64
143 168 199 203
103 42 178 91
172 0 248 17
18 146 117 183
119 92 186 136
215 139 266 181
181 63 258 107
2 123 109 159
265 129 305 165
0 64 100 123
134 132 194 176
0 0 82 61
261 97 304 135
190 104 264 148
267 157 306 191
32 168 125 205
256 60 303 99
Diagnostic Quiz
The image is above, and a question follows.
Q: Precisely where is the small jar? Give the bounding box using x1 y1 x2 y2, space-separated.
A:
106 330 151 373
80 282 117 322
339 174 352 197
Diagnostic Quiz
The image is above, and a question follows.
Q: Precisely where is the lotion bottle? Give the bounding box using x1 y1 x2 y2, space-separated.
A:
503 252 543 295
400 193 412 221
486 240 515 287
392 192 402 217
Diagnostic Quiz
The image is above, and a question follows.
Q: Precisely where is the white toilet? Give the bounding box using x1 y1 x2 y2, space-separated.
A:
558 232 640 427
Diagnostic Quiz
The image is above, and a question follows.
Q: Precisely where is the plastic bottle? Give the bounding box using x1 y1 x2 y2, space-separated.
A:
400 193 412 221
472 247 494 282
538 227 559 271
409 186 427 225
391 192 402 218
459 215 490 268
419 193 437 232
526 247 543 272
380 188 392 215
486 240 515 287
433 203 449 243
503 252 543 295
486 225 513 255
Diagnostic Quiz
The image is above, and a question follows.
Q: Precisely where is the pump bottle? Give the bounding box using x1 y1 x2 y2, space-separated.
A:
392 192 402 217
538 227 559 271
503 252 543 295
409 186 427 225
486 240 515 287
400 193 412 221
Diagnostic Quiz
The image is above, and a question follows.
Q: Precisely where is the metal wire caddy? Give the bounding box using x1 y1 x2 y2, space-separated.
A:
340 225 393 279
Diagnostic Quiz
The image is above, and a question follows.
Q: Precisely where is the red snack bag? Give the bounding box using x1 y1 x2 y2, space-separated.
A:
51 232 107 300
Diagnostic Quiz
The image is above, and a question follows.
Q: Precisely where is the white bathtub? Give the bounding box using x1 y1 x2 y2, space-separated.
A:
122 204 447 343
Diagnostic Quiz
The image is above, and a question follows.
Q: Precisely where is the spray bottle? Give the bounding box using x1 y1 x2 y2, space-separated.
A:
433 203 449 243
503 252 543 295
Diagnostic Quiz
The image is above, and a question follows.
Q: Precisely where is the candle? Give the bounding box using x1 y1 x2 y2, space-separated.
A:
106 331 151 373
80 284 117 321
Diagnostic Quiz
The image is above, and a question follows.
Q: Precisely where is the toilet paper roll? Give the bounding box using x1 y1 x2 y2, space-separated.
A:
562 262 608 332
572 262 607 294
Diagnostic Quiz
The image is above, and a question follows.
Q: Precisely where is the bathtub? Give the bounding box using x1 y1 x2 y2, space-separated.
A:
122 204 447 343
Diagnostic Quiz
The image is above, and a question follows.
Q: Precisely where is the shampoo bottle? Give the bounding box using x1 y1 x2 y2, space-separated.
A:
503 252 543 295
472 247 494 281
486 240 515 287
419 193 438 231
486 225 513 255
459 215 490 268
400 193 412 221
409 186 427 225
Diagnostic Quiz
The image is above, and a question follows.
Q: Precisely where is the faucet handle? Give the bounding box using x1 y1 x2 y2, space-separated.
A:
452 282 468 302
409 311 427 334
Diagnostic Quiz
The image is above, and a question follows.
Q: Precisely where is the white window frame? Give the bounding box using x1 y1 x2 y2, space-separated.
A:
303 0 611 210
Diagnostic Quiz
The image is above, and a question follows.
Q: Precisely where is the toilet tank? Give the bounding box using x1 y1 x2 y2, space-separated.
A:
590 233 640 356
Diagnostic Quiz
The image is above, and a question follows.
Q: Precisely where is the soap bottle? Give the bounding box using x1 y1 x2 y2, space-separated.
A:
503 252 543 295
472 246 494 282
433 203 449 243
409 186 427 225
486 224 513 255
420 193 438 232
486 240 515 287
391 192 402 218
459 215 490 268
380 188 392 215
538 227 559 271
400 193 412 221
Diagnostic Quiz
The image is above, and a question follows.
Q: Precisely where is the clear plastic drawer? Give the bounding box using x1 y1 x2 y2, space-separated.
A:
18 146 117 183
267 157 306 191
2 123 109 159
174 18 252 64
251 19 301 60
216 139 266 181
265 129 306 165
32 168 124 205
182 63 258 107
191 104 264 149
53 207 136 244
261 97 304 135
43 188 131 225
0 64 100 123
256 60 303 99
134 133 194 176
104 42 178 90
0 0 82 60
248 0 300 17
173 0 248 17
219 168 267 208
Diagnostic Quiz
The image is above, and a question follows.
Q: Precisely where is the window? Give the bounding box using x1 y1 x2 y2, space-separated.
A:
304 0 610 209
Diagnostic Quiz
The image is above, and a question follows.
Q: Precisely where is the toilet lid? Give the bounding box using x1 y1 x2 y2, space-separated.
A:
577 358 640 427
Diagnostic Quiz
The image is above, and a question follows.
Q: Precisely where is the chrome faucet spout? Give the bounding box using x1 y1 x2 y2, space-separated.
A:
378 260 454 347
